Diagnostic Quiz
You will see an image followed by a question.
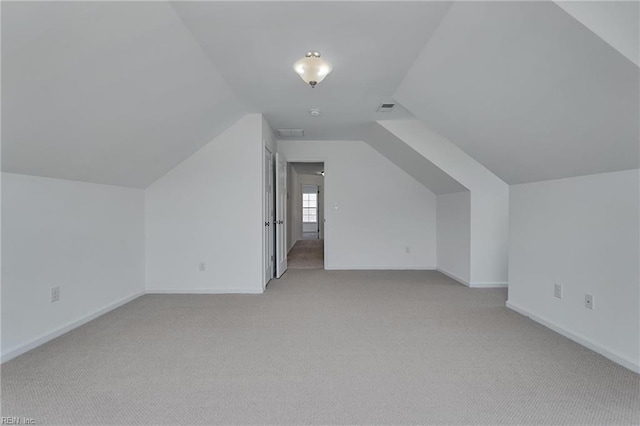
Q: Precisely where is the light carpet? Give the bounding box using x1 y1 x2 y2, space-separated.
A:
2 270 639 425
287 239 324 269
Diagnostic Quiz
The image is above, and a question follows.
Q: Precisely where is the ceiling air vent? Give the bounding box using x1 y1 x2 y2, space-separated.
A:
376 103 395 113
277 129 305 138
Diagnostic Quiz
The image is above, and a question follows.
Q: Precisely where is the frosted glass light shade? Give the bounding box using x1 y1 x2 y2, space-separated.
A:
293 52 333 88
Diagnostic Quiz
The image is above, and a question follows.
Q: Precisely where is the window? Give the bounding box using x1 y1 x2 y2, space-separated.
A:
303 193 317 223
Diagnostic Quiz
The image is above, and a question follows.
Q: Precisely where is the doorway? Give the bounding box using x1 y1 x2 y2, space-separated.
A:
287 162 325 269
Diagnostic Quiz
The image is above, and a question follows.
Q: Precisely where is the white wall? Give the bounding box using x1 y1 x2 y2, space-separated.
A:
145 114 264 293
379 120 509 286
278 140 437 270
437 191 471 284
508 169 640 372
1 173 145 361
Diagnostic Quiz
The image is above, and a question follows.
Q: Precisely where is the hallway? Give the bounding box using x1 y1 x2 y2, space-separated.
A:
287 239 324 269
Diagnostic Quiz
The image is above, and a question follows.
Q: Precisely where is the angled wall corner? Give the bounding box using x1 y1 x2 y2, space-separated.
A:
1 1 247 188
377 119 508 286
554 1 639 67
392 1 638 185
145 114 265 294
364 123 468 195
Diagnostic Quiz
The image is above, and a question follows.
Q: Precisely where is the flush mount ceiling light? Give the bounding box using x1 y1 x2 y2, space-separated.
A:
293 52 333 88
310 109 321 116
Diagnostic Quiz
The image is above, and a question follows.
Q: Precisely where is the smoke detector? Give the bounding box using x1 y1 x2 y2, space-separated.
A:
310 109 321 116
376 103 395 113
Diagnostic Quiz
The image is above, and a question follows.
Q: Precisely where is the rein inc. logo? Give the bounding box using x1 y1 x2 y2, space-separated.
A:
1 418 35 425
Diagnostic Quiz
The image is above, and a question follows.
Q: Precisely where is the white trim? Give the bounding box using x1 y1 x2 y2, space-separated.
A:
146 288 264 294
326 266 437 271
506 300 640 374
469 282 508 288
1 290 145 363
436 267 470 286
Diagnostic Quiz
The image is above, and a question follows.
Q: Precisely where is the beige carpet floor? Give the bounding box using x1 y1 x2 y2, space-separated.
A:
1 270 639 425
287 239 324 269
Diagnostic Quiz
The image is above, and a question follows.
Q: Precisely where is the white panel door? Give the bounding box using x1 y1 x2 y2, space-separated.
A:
275 153 288 278
264 149 274 285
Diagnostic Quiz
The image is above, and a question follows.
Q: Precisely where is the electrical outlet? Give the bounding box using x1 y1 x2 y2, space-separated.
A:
405 246 410 254
51 286 60 303
554 283 562 299
199 262 206 272
585 294 594 309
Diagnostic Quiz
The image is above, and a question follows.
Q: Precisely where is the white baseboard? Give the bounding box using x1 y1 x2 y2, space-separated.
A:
506 300 640 374
469 282 508 288
436 268 470 286
326 266 437 271
146 288 264 294
436 268 508 288
1 290 145 363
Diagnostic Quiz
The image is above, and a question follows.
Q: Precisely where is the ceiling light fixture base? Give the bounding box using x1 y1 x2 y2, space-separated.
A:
294 51 333 88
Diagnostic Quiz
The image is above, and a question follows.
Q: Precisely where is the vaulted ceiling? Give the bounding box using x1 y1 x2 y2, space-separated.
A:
2 1 638 188
394 1 639 184
1 2 244 187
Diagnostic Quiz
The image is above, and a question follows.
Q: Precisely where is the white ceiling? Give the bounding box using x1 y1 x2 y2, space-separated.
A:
394 1 639 184
556 1 639 67
291 162 324 177
171 1 453 141
2 1 637 189
1 2 244 187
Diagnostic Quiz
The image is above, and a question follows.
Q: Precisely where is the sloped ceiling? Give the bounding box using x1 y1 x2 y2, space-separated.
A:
395 1 639 184
2 1 637 188
365 123 468 194
171 1 452 141
556 1 639 67
291 163 324 177
1 1 244 188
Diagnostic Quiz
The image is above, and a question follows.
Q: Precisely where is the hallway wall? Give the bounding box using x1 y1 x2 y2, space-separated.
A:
279 140 437 270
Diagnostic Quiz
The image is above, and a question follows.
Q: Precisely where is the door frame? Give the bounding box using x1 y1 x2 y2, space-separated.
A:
284 157 328 270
